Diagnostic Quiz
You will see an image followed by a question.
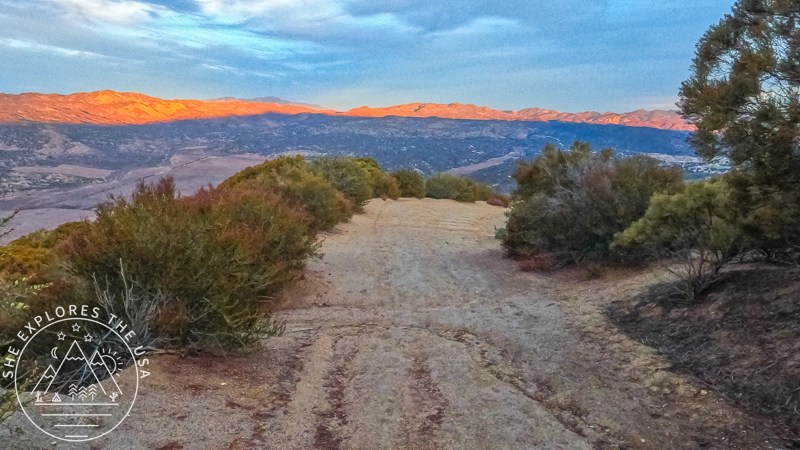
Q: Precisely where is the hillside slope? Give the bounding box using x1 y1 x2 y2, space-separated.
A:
1 199 776 449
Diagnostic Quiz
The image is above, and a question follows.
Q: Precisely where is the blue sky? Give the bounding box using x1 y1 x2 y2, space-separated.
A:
0 0 733 112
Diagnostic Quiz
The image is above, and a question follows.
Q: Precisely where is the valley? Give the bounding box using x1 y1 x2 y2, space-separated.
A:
0 107 724 242
0 90 724 236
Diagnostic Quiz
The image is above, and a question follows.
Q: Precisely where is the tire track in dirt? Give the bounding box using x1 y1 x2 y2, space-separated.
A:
313 336 358 450
401 356 448 450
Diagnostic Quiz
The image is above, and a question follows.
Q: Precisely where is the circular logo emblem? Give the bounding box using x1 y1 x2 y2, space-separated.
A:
13 316 140 442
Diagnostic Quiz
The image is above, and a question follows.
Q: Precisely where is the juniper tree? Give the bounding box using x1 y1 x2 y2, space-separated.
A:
679 0 800 255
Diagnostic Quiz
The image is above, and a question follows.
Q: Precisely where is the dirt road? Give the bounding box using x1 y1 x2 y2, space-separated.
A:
1 199 775 449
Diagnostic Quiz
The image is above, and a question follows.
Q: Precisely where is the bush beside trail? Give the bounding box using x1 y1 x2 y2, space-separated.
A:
425 173 506 204
220 156 353 231
615 178 741 302
59 177 317 351
354 157 401 200
390 169 426 198
309 157 375 212
499 141 684 264
498 140 781 303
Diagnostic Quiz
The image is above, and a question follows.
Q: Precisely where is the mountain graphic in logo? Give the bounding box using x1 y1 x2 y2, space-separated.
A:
31 365 57 393
31 340 123 400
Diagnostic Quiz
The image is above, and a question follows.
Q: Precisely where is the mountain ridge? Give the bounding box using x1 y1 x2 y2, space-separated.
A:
0 90 693 131
346 102 692 131
0 90 334 125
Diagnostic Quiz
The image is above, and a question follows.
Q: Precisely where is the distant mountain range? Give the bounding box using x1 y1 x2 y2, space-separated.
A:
347 103 693 131
209 96 323 109
0 90 692 131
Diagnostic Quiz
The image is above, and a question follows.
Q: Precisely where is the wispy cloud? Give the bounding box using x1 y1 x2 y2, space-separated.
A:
196 0 342 25
48 0 165 24
195 0 421 46
0 37 109 59
200 62 282 79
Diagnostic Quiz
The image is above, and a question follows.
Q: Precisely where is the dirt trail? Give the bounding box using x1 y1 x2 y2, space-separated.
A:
1 199 777 449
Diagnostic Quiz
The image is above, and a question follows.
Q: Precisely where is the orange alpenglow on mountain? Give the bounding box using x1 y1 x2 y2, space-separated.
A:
0 90 333 125
0 90 694 131
346 102 519 121
345 103 694 131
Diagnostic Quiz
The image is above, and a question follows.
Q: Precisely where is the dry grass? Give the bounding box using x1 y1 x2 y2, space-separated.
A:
606 264 800 444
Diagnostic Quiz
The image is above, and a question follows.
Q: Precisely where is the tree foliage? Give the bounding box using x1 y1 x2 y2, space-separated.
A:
615 179 741 301
309 157 375 212
390 169 426 198
499 142 684 263
425 173 498 202
354 158 401 200
221 156 353 231
679 0 800 255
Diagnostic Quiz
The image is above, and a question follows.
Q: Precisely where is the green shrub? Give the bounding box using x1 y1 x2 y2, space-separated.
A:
0 221 87 280
11 221 88 249
425 173 497 202
354 158 400 200
499 142 684 263
222 156 353 231
376 174 401 200
511 141 604 199
726 173 800 261
309 157 374 212
253 170 353 231
390 169 426 198
472 183 508 205
58 177 316 352
0 243 56 278
0 276 53 338
615 178 741 301
426 173 473 201
218 155 307 188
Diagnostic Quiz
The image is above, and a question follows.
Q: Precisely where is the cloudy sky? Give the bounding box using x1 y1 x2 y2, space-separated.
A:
0 0 732 112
